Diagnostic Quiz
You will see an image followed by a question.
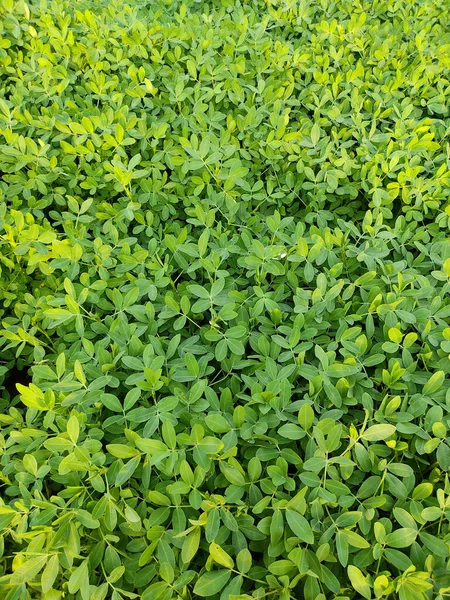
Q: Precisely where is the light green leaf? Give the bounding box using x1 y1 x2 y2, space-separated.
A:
193 570 232 597
362 424 396 442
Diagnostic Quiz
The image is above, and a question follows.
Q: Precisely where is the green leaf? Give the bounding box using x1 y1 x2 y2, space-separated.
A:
185 353 200 377
115 456 141 487
209 542 234 569
423 371 445 395
220 463 246 486
142 581 168 600
189 285 210 299
193 570 232 597
11 555 48 584
205 414 231 433
41 554 59 593
278 423 306 440
348 565 371 600
236 549 252 574
135 439 168 454
386 528 417 548
298 403 314 430
270 509 284 545
327 363 359 377
68 560 89 594
75 509 100 529
342 530 370 549
101 394 123 412
181 528 200 564
107 444 140 458
362 424 396 441
285 509 314 544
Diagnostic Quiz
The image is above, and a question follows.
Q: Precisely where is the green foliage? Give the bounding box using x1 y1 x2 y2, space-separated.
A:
0 0 450 599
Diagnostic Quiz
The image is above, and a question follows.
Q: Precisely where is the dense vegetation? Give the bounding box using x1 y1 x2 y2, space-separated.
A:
1 0 450 599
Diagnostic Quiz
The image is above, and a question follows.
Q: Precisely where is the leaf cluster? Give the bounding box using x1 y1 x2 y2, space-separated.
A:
0 0 450 599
